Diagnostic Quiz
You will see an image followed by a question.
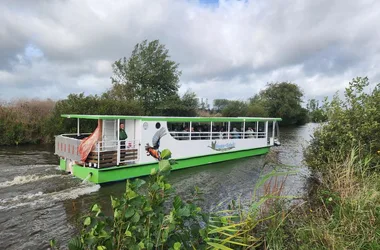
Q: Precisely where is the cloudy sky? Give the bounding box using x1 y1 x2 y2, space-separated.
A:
1 0 379 103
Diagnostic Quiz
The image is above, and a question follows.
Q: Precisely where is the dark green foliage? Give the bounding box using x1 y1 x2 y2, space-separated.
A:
158 91 199 117
247 94 269 117
213 99 230 113
258 82 308 125
69 150 208 250
45 93 143 139
305 77 380 172
276 77 380 249
221 100 248 117
213 83 308 124
108 40 181 116
307 98 328 123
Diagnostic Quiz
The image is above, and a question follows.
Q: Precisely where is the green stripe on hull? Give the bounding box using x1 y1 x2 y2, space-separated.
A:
71 147 270 184
60 158 66 171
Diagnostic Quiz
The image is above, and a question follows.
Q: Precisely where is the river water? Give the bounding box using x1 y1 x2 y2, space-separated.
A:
0 123 318 250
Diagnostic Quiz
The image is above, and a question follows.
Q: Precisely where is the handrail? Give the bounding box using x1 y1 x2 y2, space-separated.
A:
90 139 139 168
55 135 82 161
55 134 139 168
93 139 139 152
168 131 266 140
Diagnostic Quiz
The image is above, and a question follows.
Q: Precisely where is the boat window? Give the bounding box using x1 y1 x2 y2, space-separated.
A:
167 120 267 140
167 122 190 140
191 122 211 140
211 122 227 140
258 121 266 138
155 122 161 129
268 121 274 138
244 122 257 138
230 122 243 139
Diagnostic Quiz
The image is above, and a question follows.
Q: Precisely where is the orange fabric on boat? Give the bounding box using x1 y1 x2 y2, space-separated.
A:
78 120 102 162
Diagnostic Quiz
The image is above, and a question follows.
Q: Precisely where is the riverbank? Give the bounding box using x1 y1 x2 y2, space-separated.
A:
266 149 380 249
265 78 380 249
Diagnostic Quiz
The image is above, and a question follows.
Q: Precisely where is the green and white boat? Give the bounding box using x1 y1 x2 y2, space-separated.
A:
55 115 281 184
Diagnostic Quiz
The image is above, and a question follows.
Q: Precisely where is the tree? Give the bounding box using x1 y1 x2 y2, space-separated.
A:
157 91 199 117
199 99 210 111
258 82 308 125
47 93 143 137
213 99 230 113
305 76 380 171
221 100 248 117
181 91 199 115
108 40 181 115
247 94 268 117
307 98 328 123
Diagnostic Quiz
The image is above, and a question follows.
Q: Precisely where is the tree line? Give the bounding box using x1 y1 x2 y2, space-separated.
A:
1 39 325 146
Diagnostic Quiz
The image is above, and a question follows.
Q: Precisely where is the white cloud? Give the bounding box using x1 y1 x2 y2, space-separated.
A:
0 0 379 102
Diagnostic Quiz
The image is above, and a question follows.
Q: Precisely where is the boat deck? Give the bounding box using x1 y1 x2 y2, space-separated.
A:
84 149 138 168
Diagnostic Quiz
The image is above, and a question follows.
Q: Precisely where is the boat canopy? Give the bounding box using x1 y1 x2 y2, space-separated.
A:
61 114 282 122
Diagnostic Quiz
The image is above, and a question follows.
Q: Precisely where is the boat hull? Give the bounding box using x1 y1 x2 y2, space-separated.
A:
59 147 270 184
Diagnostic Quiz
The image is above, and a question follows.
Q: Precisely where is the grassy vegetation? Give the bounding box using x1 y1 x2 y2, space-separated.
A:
272 148 380 249
268 77 380 249
0 99 55 145
0 94 145 146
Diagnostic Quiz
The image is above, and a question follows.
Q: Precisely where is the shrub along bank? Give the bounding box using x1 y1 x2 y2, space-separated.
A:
269 77 380 249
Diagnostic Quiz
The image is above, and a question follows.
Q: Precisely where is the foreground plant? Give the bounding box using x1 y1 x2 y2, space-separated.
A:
64 149 208 250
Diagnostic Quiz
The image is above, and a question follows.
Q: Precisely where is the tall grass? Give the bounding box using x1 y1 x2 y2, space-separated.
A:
206 164 297 250
280 148 380 249
0 99 55 145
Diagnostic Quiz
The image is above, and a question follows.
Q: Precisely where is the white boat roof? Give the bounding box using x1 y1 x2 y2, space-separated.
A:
61 114 282 122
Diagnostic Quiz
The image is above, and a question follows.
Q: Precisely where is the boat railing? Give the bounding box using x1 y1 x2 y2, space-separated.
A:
169 131 267 140
86 139 139 168
55 134 85 162
56 134 139 168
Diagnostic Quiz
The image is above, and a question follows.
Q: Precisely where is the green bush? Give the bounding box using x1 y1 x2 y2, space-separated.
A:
60 150 208 250
305 77 380 172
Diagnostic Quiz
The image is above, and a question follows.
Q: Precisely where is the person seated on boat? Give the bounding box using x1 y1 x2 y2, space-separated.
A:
119 123 128 149
219 127 225 140
182 127 189 140
246 127 254 138
190 127 197 140
212 127 218 139
192 127 198 140
197 127 204 140
231 127 240 139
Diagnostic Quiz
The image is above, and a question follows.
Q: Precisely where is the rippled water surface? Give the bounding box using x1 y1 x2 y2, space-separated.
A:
0 124 318 249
